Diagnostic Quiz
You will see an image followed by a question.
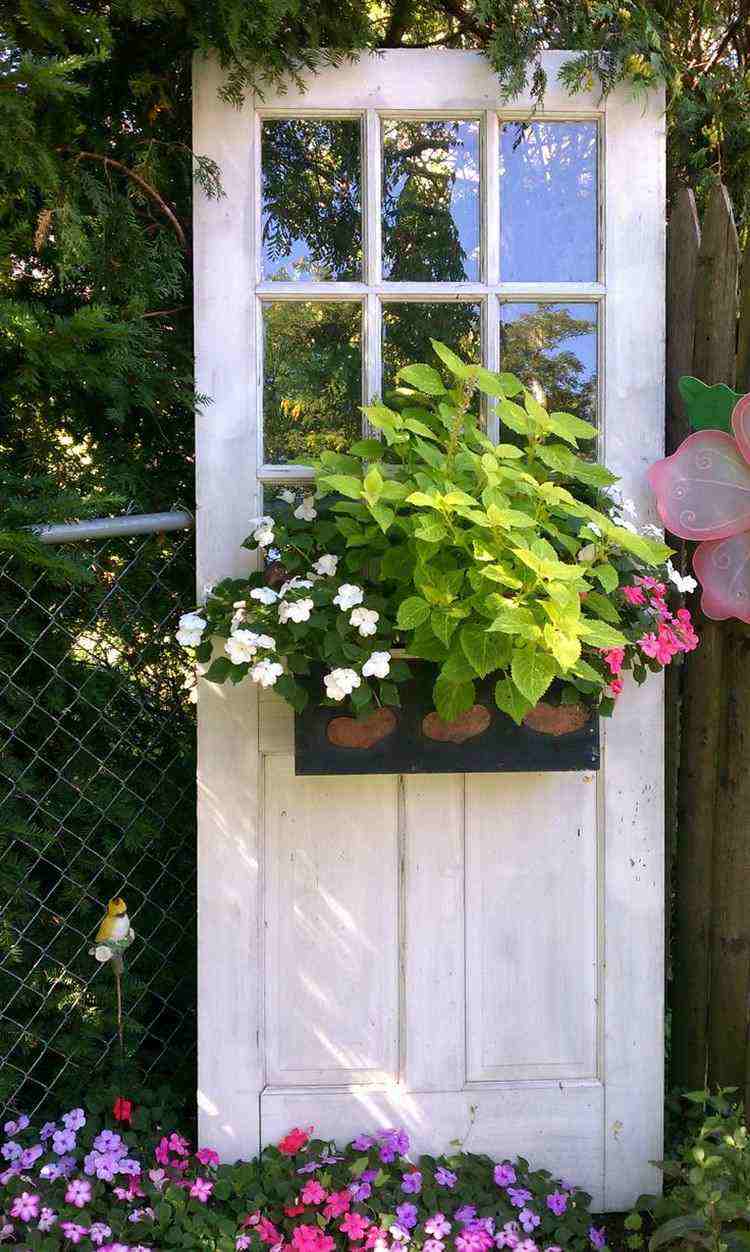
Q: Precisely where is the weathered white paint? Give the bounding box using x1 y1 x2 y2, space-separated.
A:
193 49 665 1208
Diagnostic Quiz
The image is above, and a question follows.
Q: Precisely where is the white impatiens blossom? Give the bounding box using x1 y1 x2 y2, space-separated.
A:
333 583 364 611
250 659 284 688
324 668 361 701
250 586 279 605
251 516 276 547
277 488 296 504
279 577 314 598
267 547 281 562
350 606 379 637
225 629 276 665
176 612 207 648
362 651 391 679
231 603 247 630
278 597 314 624
313 554 338 577
666 560 698 594
294 496 317 521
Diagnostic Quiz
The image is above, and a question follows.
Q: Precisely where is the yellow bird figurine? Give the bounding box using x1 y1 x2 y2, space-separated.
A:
92 897 135 963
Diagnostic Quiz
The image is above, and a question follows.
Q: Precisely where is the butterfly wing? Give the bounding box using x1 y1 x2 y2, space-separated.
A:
693 533 750 623
647 429 750 541
730 393 750 464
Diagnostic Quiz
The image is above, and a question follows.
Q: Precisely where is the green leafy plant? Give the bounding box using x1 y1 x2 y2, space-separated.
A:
627 1090 750 1252
179 341 698 725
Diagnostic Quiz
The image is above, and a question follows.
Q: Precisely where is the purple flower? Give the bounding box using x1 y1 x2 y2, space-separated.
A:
506 1188 532 1209
0 1164 20 1185
434 1166 457 1188
38 1207 58 1232
20 1144 43 1168
589 1227 607 1250
1 1141 21 1161
60 1221 88 1244
93 1130 123 1154
455 1206 477 1225
65 1178 92 1209
494 1163 516 1187
52 1127 76 1155
351 1134 374 1150
39 1121 57 1140
119 1157 141 1176
546 1191 568 1216
3 1115 29 1135
518 1210 539 1235
456 1233 492 1252
401 1170 422 1194
362 1169 377 1182
297 1160 322 1173
396 1204 418 1230
40 1161 63 1181
424 1215 452 1239
423 1241 445 1252
470 1218 495 1236
350 1181 372 1202
10 1191 40 1221
378 1128 410 1162
90 1223 113 1246
494 1224 520 1250
62 1108 86 1132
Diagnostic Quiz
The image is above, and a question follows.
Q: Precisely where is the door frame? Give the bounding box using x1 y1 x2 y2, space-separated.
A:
192 49 665 1210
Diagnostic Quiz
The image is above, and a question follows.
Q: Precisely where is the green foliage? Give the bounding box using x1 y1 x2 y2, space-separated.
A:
185 342 678 726
628 1090 750 1252
679 377 746 434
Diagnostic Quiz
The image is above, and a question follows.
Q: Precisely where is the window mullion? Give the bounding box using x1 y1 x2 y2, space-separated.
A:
363 293 382 436
483 110 500 287
482 297 500 442
363 110 381 286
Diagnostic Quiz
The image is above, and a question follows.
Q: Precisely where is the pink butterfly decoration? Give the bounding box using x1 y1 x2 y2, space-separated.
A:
647 394 750 623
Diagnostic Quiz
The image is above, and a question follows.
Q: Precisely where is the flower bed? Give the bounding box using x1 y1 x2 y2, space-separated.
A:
0 1103 610 1251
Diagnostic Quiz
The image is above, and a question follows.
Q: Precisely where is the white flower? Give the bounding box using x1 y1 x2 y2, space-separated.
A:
256 634 276 649
277 488 296 504
251 516 276 547
278 597 314 624
93 945 113 963
267 547 281 562
201 582 215 602
362 651 391 679
587 523 602 538
225 629 262 665
666 560 697 594
621 497 638 518
250 659 284 688
333 583 364 611
577 543 597 563
313 554 339 577
279 577 314 597
294 496 317 521
231 608 246 631
176 612 207 648
323 668 361 701
250 586 278 605
350 606 379 637
642 523 664 538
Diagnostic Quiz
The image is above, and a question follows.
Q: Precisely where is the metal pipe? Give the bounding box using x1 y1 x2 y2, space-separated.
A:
33 510 194 545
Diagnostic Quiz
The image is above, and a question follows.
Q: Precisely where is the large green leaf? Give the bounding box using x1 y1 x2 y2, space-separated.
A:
648 1215 708 1250
430 338 470 378
495 676 533 725
679 375 744 433
397 363 446 395
433 674 476 721
460 624 512 677
580 588 621 624
396 596 431 629
511 646 557 705
578 617 628 648
317 473 363 499
547 410 598 445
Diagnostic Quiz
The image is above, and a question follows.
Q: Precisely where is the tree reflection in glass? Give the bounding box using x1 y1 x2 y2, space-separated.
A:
382 303 481 395
499 302 598 423
262 302 362 464
262 120 362 281
382 120 480 282
501 122 598 282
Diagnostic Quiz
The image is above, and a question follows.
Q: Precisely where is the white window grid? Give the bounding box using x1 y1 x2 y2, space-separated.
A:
254 109 605 486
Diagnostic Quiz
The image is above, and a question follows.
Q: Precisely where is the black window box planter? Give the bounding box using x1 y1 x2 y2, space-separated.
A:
294 665 600 777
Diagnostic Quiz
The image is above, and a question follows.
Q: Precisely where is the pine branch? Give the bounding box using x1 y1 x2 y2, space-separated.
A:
57 149 188 251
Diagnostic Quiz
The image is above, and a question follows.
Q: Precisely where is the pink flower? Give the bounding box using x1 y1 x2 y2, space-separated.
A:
60 1222 89 1244
190 1176 214 1202
608 678 624 697
602 648 625 676
674 608 699 651
10 1192 39 1221
301 1181 327 1205
237 1239 252 1251
155 1137 171 1165
424 1243 445 1252
169 1132 191 1156
622 585 646 606
340 1213 371 1240
425 1215 452 1239
323 1190 351 1218
639 630 675 666
365 1227 389 1248
279 1127 311 1155
65 1178 92 1209
258 1218 282 1244
196 1147 220 1167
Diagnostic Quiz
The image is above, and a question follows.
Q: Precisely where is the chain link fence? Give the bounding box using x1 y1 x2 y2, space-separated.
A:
0 513 197 1118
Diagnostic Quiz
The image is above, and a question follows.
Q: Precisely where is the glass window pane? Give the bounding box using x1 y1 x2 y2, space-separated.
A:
262 119 362 281
499 301 598 424
262 302 362 464
382 302 481 391
382 120 480 282
500 121 598 282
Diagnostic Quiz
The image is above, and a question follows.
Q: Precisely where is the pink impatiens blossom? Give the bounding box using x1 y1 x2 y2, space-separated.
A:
425 1214 452 1238
190 1176 214 1202
196 1147 220 1167
301 1180 327 1205
65 1178 92 1208
494 1163 517 1187
258 1217 282 1244
279 1127 311 1155
323 1190 351 1218
622 585 647 606
60 1222 89 1244
608 677 624 697
10 1191 39 1221
340 1212 371 1240
602 648 625 676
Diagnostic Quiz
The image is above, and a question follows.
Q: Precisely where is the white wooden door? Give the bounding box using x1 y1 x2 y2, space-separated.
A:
193 50 665 1211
